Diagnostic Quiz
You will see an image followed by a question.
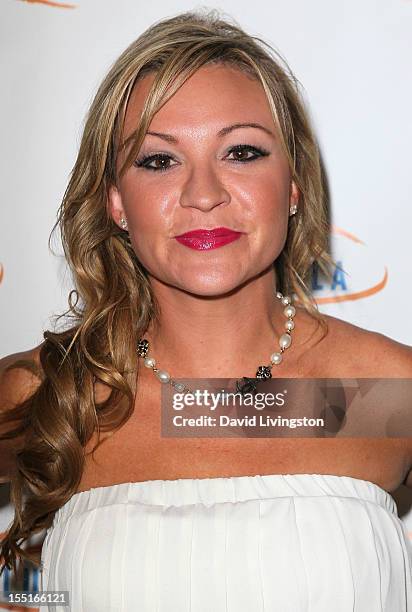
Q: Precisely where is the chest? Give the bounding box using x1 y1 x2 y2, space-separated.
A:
78 391 409 494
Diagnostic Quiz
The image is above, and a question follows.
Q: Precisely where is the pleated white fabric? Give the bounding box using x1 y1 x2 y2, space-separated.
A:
39 473 412 612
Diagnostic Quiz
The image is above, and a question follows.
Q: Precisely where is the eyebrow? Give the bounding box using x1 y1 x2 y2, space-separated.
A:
145 122 275 143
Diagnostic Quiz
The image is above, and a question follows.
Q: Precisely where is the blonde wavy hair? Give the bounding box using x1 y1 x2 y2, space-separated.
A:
0 8 334 574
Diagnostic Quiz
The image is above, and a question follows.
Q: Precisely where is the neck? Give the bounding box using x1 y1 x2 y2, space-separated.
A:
144 267 294 379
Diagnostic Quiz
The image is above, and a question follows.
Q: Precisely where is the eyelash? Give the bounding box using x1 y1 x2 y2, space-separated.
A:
133 144 270 172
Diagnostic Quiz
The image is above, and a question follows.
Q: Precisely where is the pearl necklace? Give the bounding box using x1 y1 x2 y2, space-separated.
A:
137 291 296 395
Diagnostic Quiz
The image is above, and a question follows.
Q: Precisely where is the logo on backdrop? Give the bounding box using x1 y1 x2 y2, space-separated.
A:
312 225 388 304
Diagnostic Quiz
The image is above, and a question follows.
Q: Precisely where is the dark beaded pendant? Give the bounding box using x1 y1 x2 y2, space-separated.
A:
235 377 258 396
137 338 149 357
256 365 272 379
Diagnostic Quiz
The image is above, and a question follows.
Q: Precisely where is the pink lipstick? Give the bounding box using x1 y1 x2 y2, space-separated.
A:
174 227 243 251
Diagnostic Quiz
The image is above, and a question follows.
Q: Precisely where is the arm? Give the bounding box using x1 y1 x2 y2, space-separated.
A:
402 437 412 488
404 464 412 488
380 338 412 489
371 334 412 489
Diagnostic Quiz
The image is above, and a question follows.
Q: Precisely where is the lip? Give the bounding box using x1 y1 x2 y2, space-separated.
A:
174 227 244 251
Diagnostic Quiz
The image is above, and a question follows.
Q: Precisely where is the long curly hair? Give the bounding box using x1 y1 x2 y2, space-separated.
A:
0 8 335 575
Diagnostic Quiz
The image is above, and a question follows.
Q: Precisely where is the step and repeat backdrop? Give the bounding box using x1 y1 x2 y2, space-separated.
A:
1 0 412 608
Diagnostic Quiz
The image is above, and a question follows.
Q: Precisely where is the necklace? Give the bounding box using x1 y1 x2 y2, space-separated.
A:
136 291 296 396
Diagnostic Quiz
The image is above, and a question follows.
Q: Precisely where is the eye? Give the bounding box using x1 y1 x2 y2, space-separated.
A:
134 144 270 173
226 144 270 163
134 153 177 172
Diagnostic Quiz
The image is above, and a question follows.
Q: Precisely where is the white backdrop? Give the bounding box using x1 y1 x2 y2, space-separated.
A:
1 0 411 604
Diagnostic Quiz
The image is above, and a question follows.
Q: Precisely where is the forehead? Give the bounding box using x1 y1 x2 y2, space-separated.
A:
123 64 275 139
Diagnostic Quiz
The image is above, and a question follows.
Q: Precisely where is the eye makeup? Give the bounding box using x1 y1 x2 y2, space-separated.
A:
133 144 271 172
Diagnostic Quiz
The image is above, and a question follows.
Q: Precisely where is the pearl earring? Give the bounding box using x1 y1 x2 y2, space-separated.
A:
120 217 128 230
289 204 298 216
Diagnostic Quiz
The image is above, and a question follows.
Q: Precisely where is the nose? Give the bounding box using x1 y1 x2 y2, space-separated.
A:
179 164 231 212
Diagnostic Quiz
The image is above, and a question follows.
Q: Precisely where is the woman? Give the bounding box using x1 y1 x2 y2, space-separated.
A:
1 9 411 611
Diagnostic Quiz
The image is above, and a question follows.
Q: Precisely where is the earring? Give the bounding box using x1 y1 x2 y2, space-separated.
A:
120 217 128 230
289 204 298 217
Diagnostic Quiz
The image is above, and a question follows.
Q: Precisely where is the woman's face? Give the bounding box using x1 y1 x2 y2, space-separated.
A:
109 63 299 296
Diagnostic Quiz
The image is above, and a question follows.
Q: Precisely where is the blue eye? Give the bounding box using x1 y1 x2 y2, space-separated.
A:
133 144 270 172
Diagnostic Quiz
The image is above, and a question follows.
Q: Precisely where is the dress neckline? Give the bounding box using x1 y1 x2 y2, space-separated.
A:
72 472 393 501
49 472 398 529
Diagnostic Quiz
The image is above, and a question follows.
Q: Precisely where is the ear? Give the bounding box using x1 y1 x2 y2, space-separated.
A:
108 185 126 229
290 180 300 208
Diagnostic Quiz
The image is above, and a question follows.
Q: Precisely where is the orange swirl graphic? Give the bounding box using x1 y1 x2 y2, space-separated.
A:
18 0 76 8
315 267 388 304
314 225 388 304
0 604 38 611
330 224 365 245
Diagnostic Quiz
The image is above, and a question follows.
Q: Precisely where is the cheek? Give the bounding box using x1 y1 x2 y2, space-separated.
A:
241 175 289 242
120 186 174 266
121 180 171 234
254 216 288 264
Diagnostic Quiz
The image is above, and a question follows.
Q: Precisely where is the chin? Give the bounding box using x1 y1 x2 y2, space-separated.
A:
173 272 250 297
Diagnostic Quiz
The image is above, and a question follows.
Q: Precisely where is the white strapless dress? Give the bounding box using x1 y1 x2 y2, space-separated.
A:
39 473 412 611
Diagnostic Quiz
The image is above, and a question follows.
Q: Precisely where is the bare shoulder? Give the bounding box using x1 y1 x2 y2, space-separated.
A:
304 311 412 488
303 309 412 377
0 343 45 410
